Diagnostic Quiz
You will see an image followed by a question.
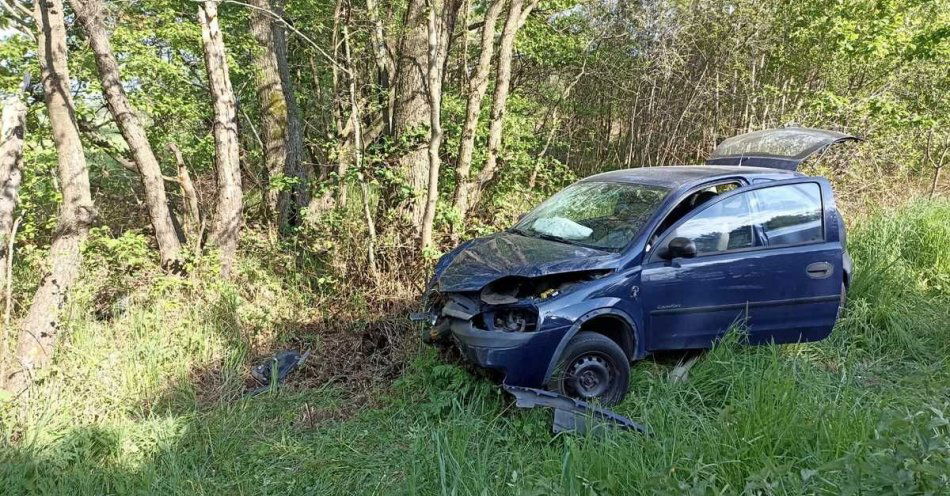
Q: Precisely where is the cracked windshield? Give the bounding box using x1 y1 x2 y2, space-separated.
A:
513 182 669 251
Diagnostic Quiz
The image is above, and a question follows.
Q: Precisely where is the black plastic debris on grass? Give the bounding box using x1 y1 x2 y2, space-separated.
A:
503 385 648 436
246 350 309 396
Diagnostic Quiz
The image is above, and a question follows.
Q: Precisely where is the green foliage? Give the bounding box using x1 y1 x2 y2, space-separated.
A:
2 200 949 495
84 227 152 272
3 0 950 492
836 200 950 359
823 405 950 494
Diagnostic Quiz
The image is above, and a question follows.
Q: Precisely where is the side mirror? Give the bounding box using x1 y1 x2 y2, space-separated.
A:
663 237 697 260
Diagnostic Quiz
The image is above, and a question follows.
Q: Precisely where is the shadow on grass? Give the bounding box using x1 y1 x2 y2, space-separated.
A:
0 282 432 494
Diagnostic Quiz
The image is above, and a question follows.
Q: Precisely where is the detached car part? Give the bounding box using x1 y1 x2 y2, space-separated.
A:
504 385 648 435
246 350 308 396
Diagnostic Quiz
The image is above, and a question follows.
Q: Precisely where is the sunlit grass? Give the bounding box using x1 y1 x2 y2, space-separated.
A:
2 200 948 495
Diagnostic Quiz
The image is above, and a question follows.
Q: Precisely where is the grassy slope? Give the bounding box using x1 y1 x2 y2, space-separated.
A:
2 200 949 495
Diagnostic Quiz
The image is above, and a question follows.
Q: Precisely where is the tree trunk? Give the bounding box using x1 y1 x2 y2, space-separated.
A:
931 166 942 199
388 0 460 231
272 0 310 222
199 0 243 277
69 0 182 268
0 94 26 295
450 0 506 228
467 0 536 213
166 142 201 238
248 0 293 229
365 0 394 133
7 0 96 392
329 0 348 208
389 0 431 230
419 0 445 251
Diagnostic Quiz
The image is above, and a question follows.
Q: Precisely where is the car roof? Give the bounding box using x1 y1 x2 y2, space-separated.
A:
579 165 802 190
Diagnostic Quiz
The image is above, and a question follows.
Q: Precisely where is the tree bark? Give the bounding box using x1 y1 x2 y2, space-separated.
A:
467 0 537 212
365 0 394 133
69 0 183 268
388 0 460 231
329 0 348 208
0 94 26 295
7 0 96 392
166 142 201 238
419 0 445 251
272 0 310 222
199 0 243 277
450 0 506 225
248 0 293 229
389 0 431 229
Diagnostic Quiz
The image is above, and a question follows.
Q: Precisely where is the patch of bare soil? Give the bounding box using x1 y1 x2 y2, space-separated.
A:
269 298 422 417
300 313 417 390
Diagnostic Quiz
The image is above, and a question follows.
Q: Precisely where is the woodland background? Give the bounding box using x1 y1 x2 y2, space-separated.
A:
0 0 949 494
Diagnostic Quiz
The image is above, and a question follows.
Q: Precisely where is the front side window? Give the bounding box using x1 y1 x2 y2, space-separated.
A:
751 183 823 247
650 181 742 243
513 181 670 251
662 192 757 255
658 182 825 258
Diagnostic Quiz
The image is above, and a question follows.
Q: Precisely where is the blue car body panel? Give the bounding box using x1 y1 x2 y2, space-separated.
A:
424 164 852 390
434 231 622 293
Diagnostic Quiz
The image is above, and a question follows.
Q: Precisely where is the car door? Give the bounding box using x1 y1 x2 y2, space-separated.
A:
742 179 842 344
641 178 842 350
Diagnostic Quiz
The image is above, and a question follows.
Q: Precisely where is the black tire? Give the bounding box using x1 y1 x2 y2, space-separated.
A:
552 332 630 406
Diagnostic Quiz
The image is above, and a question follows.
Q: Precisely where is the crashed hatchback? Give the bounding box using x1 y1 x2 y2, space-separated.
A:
416 127 860 405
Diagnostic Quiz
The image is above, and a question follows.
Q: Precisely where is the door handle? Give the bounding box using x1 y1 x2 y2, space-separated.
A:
806 262 833 279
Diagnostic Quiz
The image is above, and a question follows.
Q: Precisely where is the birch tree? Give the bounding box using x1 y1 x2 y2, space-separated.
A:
7 0 96 392
69 0 183 268
453 0 537 221
0 88 27 294
198 0 243 277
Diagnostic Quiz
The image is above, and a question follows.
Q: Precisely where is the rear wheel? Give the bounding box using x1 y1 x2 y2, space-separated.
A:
552 332 630 406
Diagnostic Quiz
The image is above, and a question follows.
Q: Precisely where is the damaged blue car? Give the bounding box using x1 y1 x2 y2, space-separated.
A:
415 127 861 405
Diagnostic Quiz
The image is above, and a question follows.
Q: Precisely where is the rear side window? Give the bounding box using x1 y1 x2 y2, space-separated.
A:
752 183 823 247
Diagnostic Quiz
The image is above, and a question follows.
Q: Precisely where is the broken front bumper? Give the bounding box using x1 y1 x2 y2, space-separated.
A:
448 318 570 387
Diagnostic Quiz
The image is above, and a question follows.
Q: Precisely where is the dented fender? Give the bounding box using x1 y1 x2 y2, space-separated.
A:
541 305 643 386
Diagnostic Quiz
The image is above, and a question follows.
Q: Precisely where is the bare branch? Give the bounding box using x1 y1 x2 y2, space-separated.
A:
1 0 36 40
184 0 349 75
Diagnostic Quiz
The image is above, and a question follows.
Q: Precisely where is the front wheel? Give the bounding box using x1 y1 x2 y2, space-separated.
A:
552 332 630 406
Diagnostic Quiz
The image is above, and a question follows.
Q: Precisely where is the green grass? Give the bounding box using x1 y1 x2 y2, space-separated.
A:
2 200 949 495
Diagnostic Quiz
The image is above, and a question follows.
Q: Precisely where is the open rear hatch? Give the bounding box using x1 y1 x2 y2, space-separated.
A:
707 127 863 170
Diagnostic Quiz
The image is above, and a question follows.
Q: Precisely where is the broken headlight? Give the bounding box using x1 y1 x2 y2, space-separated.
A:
492 307 538 332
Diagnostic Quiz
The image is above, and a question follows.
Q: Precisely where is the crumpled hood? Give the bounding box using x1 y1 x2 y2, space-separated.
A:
432 231 621 292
